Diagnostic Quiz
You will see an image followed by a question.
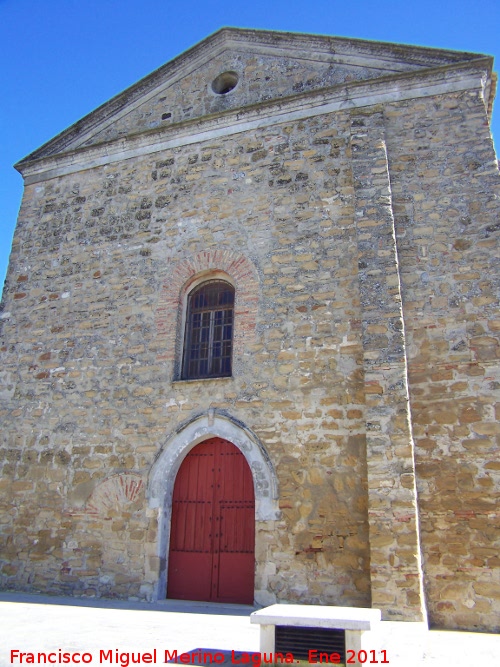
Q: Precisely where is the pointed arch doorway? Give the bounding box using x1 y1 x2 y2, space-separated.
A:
167 437 255 604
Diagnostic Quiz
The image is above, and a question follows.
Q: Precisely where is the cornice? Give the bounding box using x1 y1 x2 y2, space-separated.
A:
220 27 485 67
16 58 492 185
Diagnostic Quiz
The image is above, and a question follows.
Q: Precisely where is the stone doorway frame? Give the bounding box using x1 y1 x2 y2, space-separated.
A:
147 411 280 603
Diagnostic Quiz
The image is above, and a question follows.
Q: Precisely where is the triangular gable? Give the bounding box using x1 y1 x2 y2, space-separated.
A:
16 27 493 167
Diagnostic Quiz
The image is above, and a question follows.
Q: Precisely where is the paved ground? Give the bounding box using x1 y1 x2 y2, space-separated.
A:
0 593 499 667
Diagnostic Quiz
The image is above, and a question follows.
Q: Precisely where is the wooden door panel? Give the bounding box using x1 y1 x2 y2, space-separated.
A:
217 553 255 604
167 551 212 601
169 499 213 552
167 437 255 603
219 503 255 553
175 447 214 502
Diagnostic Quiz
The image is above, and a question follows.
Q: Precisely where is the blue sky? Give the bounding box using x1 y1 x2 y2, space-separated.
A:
1 0 499 292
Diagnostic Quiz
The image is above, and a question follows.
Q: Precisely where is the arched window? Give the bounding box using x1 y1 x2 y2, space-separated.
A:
182 280 234 380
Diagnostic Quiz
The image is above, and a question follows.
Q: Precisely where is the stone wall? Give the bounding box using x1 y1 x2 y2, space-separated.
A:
0 110 372 609
387 89 500 630
1 57 499 631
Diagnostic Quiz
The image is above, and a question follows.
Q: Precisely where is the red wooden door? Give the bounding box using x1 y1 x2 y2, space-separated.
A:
167 437 255 604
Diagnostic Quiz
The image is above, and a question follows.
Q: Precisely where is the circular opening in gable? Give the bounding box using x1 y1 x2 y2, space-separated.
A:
211 71 239 95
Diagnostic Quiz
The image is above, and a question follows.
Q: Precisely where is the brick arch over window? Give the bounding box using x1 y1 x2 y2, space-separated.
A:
155 249 259 364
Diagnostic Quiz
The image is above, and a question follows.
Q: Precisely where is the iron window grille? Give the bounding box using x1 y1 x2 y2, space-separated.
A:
182 280 234 380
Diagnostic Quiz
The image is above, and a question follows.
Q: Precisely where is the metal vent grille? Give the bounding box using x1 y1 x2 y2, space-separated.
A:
275 625 345 663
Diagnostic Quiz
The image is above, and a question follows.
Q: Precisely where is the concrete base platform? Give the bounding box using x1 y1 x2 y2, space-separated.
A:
0 593 499 667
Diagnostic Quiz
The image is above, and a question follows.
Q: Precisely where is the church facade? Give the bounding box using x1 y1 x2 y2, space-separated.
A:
0 28 499 632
